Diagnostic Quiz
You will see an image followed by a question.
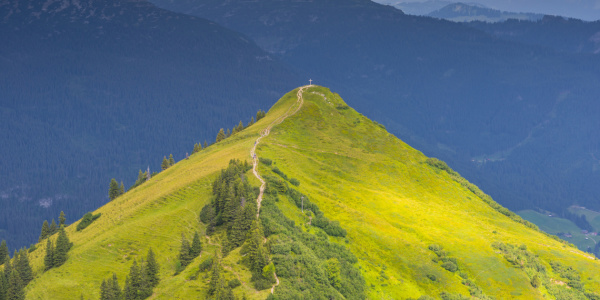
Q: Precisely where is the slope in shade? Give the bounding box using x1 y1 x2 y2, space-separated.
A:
0 0 299 249
18 86 600 299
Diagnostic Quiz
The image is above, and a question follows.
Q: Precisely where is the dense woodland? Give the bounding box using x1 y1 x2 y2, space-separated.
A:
0 0 299 249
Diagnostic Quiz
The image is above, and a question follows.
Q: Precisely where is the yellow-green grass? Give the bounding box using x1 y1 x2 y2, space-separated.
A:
518 209 597 251
19 86 600 299
257 86 600 298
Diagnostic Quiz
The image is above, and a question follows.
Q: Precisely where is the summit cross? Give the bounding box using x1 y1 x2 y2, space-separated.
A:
309 79 313 85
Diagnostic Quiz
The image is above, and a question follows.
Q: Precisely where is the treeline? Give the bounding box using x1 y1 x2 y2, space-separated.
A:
0 213 72 300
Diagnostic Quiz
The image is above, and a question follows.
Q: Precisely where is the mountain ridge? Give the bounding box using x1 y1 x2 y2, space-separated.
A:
14 86 600 299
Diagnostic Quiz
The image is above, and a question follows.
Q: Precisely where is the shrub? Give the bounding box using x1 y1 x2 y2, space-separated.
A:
441 261 458 272
426 274 436 281
76 212 101 231
228 278 241 289
259 158 272 166
289 178 300 186
199 256 214 272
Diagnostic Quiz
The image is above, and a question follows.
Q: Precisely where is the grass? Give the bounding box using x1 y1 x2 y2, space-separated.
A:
19 86 600 299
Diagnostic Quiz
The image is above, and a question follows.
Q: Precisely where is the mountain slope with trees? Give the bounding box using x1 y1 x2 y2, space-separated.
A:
0 0 299 249
10 86 600 299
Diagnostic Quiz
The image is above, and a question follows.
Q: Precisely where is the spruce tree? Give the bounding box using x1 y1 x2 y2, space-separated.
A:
49 219 57 235
120 182 125 195
53 227 71 267
226 128 231 138
44 239 54 271
123 275 133 300
229 207 246 248
247 220 268 273
39 221 50 242
223 185 238 226
178 234 191 267
100 279 109 300
193 143 199 153
0 272 6 300
128 260 141 299
138 262 152 299
59 211 66 227
145 248 159 287
190 232 202 259
6 270 24 300
15 250 32 286
204 140 208 148
208 254 221 295
249 116 255 126
110 273 121 300
0 240 8 265
216 129 225 143
168 154 175 166
108 178 120 201
161 156 169 170
237 120 244 132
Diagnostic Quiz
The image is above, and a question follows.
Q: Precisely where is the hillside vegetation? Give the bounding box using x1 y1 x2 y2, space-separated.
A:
8 87 600 299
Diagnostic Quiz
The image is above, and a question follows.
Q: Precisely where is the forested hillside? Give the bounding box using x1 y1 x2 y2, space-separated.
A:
0 0 299 249
8 86 600 299
150 0 600 223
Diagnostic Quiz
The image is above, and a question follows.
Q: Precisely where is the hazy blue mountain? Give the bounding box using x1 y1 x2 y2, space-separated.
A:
149 0 600 225
469 16 600 54
429 2 544 22
0 0 299 249
376 0 455 15
374 0 600 21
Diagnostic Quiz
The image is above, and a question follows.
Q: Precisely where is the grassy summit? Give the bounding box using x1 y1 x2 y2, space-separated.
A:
17 86 600 299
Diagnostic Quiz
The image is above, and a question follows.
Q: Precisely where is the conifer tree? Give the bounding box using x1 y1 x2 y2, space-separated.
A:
120 182 125 195
53 227 71 267
204 140 208 148
0 240 8 265
38 221 50 243
15 250 32 286
123 260 141 300
247 220 268 273
59 211 66 227
109 179 120 201
190 232 202 259
100 279 109 300
138 262 152 299
249 116 255 126
168 154 175 166
110 273 121 300
0 272 6 300
208 254 221 296
229 208 246 248
49 219 57 235
4 254 13 284
223 185 238 226
44 239 54 271
178 234 191 267
193 143 199 153
123 276 133 300
161 156 169 170
237 120 244 132
226 128 231 138
145 248 159 287
216 128 226 143
7 270 24 300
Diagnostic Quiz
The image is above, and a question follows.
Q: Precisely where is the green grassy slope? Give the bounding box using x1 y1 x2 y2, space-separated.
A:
18 86 600 299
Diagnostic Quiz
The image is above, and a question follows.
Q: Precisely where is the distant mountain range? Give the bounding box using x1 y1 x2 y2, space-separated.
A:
148 0 600 227
429 2 544 22
0 0 299 249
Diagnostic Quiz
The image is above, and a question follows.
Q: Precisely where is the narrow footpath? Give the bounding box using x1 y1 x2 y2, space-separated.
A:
249 85 309 294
